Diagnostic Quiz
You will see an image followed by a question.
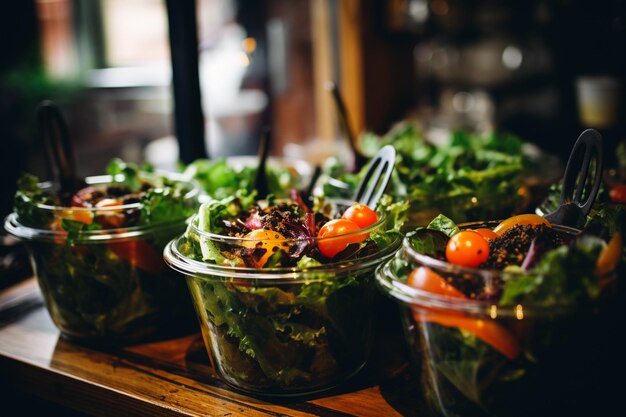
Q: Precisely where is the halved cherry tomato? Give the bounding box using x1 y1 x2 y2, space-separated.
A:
243 229 288 267
407 266 465 299
609 184 626 204
342 203 378 228
446 230 489 267
108 239 163 274
493 214 550 236
474 228 498 241
317 218 366 258
413 309 520 360
596 232 623 277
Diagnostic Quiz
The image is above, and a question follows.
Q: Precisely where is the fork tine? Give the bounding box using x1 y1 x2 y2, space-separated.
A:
361 159 386 206
353 145 396 208
354 158 381 204
367 160 393 207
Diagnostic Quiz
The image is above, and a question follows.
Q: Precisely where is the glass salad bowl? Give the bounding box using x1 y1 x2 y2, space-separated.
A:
164 194 404 396
376 214 625 417
3 160 201 345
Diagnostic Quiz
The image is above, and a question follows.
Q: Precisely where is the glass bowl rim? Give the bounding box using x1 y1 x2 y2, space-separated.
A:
4 171 200 241
20 171 201 212
4 212 190 242
164 232 401 281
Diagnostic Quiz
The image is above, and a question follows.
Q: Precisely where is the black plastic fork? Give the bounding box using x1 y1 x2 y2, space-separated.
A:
353 145 396 208
543 129 603 228
37 100 84 205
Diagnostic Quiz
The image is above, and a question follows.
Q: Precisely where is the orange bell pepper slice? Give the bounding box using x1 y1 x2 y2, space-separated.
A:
493 214 550 236
408 266 520 360
596 232 623 278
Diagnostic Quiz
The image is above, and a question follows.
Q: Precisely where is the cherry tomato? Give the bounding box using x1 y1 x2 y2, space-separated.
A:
445 230 489 267
474 228 498 241
609 184 626 204
342 203 378 228
493 214 550 236
407 267 465 298
317 218 366 258
243 229 288 267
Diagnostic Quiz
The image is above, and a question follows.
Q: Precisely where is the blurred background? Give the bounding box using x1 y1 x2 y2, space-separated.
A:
1 0 626 281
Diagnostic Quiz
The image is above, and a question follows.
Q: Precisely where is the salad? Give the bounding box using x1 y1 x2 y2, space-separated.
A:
182 156 312 200
4 159 200 344
165 191 407 395
322 121 549 227
377 208 625 417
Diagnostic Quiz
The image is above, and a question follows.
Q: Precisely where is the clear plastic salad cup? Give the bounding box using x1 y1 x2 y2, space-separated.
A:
376 220 624 417
163 198 403 396
3 166 201 345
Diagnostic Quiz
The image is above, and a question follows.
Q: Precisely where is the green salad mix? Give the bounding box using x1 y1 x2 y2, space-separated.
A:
323 122 535 225
182 157 308 200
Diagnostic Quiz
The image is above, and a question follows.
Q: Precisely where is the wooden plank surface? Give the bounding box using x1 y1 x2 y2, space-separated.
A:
0 278 432 416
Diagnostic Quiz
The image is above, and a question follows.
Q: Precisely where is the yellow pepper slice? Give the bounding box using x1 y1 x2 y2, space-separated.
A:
493 214 551 236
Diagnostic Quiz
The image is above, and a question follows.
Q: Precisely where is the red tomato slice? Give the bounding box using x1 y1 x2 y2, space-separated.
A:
108 239 163 274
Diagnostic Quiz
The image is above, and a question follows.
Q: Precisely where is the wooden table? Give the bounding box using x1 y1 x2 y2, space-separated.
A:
0 278 432 416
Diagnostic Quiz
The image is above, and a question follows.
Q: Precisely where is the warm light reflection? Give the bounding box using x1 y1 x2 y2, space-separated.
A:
489 304 498 319
471 196 478 204
515 304 524 320
243 37 257 53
